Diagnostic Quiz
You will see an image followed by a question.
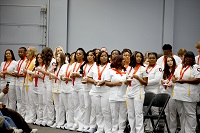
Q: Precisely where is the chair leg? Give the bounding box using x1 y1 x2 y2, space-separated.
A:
164 117 170 133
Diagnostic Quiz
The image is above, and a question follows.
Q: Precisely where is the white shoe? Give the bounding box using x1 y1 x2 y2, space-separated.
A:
61 123 67 129
47 121 54 126
82 127 89 132
69 124 78 131
50 123 57 128
35 120 42 125
26 119 34 124
30 129 38 133
41 121 47 126
87 128 96 133
56 125 61 129
65 125 73 130
77 126 84 132
14 129 23 133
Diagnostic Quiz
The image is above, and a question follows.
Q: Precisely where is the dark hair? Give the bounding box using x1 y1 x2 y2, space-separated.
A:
57 53 66 67
19 47 27 51
163 56 176 79
80 50 96 74
69 52 75 63
183 51 195 66
110 49 121 60
110 55 126 71
74 48 86 62
35 53 42 67
96 51 109 65
130 51 144 68
162 44 172 50
148 52 158 59
4 49 16 61
41 47 53 70
122 48 132 55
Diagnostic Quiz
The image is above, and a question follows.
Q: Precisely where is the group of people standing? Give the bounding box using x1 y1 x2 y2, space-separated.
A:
0 43 199 133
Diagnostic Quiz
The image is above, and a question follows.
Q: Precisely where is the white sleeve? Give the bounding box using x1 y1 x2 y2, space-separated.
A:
0 92 5 99
148 67 162 86
104 69 111 81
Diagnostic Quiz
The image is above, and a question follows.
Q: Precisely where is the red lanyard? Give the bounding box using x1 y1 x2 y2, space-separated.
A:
180 66 190 80
17 58 26 73
83 63 94 77
146 64 156 74
72 61 84 73
72 61 84 86
3 60 12 71
112 68 126 76
97 63 108 80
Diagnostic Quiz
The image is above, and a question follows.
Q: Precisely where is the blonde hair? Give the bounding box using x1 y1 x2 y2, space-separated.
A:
27 47 38 57
54 46 65 58
195 42 200 49
177 48 187 56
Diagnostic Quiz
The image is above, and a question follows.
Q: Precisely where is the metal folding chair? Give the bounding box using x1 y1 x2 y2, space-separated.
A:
144 93 171 133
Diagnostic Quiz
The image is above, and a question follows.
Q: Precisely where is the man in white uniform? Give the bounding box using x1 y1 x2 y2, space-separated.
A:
157 44 182 69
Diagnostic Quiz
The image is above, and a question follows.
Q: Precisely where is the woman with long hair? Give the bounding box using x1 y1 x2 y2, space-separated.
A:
161 56 177 133
80 50 96 132
50 53 66 128
0 49 17 110
105 55 128 133
172 51 200 133
86 51 112 133
126 52 148 133
59 52 75 130
36 47 56 127
31 53 45 125
23 47 37 123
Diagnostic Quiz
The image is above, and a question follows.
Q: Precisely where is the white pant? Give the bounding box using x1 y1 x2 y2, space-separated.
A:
72 90 85 128
3 84 16 110
83 91 91 129
175 100 197 133
53 93 61 125
165 98 177 133
91 93 112 132
110 101 127 133
43 81 54 123
127 95 144 133
16 81 26 117
25 82 38 122
60 93 74 127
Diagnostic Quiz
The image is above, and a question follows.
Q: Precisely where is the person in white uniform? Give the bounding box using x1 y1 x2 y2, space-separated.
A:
145 52 162 94
50 53 66 128
0 49 17 110
69 48 86 131
14 47 27 118
126 52 148 133
59 52 75 130
161 56 178 133
23 47 37 123
157 44 182 70
172 51 200 133
31 53 45 126
105 55 128 133
87 51 112 133
80 50 96 132
195 42 200 65
36 47 56 127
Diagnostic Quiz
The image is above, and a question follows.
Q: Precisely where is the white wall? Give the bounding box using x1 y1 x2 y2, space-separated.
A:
173 0 200 55
68 0 164 54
